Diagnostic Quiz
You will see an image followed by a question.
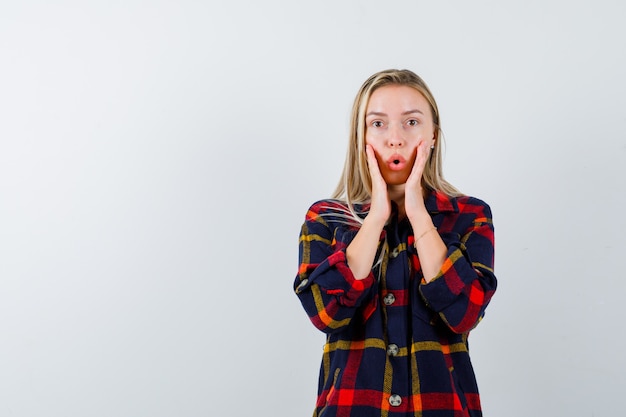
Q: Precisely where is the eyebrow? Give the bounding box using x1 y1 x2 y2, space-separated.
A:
366 109 424 117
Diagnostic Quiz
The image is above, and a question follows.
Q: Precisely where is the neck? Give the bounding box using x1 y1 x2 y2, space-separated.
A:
388 184 407 219
387 184 430 219
388 184 430 201
388 184 405 205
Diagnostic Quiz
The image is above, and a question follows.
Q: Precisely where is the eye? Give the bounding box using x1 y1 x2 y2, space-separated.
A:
407 119 419 127
371 120 384 128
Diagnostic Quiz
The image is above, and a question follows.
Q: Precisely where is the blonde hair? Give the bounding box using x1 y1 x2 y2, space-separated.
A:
332 69 461 213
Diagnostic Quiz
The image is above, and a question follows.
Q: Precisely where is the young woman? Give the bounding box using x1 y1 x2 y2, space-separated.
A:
294 69 497 417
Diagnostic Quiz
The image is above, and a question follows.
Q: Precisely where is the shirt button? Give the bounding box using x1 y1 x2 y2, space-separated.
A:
389 394 402 407
390 248 400 258
383 293 396 306
387 344 399 357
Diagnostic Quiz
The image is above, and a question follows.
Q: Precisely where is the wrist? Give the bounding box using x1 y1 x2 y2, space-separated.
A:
363 214 387 230
408 212 433 231
413 226 437 247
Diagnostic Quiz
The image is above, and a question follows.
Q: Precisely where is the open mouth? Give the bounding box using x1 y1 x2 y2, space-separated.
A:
387 154 406 171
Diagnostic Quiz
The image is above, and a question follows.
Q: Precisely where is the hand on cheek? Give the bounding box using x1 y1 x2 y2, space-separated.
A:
365 144 391 224
406 140 429 184
405 139 433 218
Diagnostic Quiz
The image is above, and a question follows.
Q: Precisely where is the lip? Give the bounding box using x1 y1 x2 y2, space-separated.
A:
386 154 407 171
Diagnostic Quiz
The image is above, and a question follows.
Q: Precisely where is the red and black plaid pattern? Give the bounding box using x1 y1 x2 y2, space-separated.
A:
294 191 497 417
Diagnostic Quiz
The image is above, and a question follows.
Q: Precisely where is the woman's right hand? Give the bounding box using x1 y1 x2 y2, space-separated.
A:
345 145 390 280
365 144 391 225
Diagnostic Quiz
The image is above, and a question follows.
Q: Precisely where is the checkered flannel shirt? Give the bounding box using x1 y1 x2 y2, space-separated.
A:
294 190 497 417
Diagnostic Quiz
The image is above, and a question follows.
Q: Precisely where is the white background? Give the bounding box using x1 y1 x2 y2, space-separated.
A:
1 1 625 416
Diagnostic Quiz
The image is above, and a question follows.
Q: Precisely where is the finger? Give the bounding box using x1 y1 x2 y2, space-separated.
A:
365 144 377 167
365 145 384 181
418 140 432 166
407 145 426 182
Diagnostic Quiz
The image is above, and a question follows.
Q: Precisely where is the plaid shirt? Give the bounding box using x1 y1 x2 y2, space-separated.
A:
294 191 497 417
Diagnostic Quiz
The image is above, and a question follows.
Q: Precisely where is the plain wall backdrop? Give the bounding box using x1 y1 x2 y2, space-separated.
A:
1 1 625 416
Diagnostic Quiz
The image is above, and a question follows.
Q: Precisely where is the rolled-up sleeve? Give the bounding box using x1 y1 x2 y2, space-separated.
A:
294 202 377 334
419 201 496 334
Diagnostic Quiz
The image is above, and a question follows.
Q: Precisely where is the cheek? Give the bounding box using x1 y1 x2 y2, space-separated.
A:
364 135 381 153
404 142 420 157
408 148 418 165
423 126 436 141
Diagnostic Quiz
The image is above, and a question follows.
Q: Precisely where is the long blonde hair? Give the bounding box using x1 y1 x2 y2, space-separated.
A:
332 69 461 214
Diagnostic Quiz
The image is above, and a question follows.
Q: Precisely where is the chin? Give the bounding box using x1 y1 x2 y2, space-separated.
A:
383 172 410 185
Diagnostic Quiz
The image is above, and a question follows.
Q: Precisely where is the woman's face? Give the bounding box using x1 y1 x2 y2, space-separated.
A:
364 84 436 185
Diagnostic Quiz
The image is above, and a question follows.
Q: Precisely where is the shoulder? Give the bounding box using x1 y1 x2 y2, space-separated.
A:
303 199 366 228
452 195 493 222
455 195 492 211
307 198 368 214
434 194 494 237
430 191 492 220
429 191 491 215
307 199 349 214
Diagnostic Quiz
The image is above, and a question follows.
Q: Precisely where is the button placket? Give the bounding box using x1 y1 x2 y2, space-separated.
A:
382 226 410 411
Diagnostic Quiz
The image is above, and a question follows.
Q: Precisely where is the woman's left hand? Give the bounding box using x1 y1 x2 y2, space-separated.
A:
404 139 432 220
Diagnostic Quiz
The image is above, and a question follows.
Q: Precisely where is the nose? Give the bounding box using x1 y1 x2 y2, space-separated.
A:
387 124 405 148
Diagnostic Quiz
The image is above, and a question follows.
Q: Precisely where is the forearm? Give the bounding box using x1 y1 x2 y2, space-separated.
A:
419 244 496 333
346 217 386 280
409 212 446 282
417 201 497 333
295 202 378 333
